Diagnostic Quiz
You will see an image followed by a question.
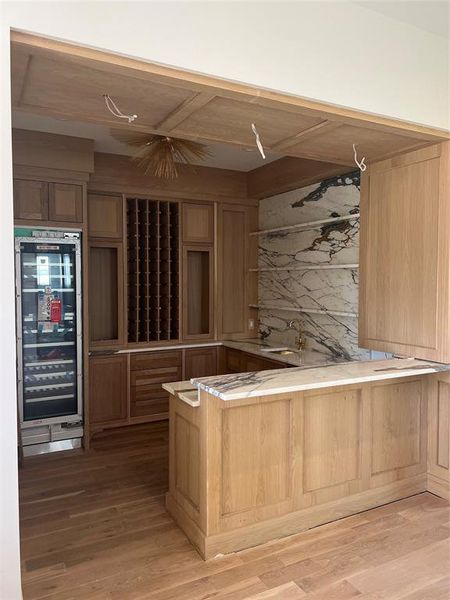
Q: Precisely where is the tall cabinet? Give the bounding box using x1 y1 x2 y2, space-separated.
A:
359 142 450 362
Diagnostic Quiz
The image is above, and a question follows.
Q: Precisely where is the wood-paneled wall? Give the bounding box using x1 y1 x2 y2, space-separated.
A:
89 152 250 204
167 375 430 558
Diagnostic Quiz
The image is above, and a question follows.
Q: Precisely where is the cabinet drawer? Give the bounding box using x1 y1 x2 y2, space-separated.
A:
130 384 169 418
130 350 182 371
131 365 182 386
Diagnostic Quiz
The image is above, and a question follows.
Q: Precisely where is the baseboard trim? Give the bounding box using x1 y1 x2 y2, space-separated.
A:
167 475 426 559
427 474 450 500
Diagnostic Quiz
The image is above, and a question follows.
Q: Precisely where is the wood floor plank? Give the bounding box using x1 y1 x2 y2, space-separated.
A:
348 538 450 599
245 581 306 599
18 422 450 600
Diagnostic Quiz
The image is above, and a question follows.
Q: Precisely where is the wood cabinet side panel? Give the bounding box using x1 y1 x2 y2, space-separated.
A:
427 372 450 498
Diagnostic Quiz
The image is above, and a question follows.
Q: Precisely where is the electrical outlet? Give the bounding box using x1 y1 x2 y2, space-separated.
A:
248 318 255 331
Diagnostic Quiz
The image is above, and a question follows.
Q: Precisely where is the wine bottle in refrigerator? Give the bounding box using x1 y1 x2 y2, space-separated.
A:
15 229 83 455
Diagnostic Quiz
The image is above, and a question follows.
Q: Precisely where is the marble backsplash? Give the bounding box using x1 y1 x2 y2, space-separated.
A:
258 171 371 361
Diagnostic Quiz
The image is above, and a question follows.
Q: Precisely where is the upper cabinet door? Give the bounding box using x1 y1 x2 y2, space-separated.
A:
359 142 450 362
218 204 258 339
182 202 214 243
14 179 49 221
88 193 123 239
49 183 83 223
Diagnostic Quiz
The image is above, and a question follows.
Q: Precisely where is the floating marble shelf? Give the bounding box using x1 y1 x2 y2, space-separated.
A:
249 304 358 318
249 263 359 272
250 213 360 236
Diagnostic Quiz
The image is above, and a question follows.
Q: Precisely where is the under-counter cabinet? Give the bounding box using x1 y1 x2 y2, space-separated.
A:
220 347 287 374
185 347 218 379
130 351 182 421
89 354 128 427
359 142 450 362
14 179 83 223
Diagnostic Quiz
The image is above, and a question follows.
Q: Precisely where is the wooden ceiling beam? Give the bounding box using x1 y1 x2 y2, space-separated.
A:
10 31 449 144
156 92 216 132
270 120 341 152
247 156 350 200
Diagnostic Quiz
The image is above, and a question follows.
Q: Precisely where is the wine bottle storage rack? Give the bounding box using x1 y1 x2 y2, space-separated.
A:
126 198 179 343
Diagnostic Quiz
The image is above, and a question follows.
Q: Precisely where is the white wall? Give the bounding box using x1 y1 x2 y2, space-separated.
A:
0 13 22 600
3 1 450 130
0 2 448 597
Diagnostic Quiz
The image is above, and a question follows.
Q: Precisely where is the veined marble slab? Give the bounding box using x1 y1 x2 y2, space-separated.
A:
258 169 364 361
192 358 450 401
258 218 359 269
259 171 360 230
259 309 370 361
259 267 359 314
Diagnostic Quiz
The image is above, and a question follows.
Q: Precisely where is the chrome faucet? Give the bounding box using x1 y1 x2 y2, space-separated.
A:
288 319 307 352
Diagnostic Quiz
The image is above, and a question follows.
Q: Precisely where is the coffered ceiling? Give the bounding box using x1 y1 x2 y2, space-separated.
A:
10 31 449 175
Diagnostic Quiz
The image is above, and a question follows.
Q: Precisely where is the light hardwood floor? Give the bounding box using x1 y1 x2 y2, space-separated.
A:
19 422 450 600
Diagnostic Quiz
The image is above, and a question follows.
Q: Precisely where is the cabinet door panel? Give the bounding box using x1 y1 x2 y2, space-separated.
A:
224 348 243 373
89 355 127 424
88 193 123 239
185 347 217 379
14 179 48 221
49 183 83 223
359 143 450 361
182 203 214 243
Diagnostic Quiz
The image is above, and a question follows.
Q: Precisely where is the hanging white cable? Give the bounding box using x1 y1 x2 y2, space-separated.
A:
251 123 266 159
103 94 137 123
353 143 366 172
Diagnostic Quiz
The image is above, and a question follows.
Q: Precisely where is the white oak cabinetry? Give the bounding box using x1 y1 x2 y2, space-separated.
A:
167 375 430 559
359 142 450 361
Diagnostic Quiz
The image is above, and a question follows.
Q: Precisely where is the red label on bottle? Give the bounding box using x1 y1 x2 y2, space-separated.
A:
50 298 62 323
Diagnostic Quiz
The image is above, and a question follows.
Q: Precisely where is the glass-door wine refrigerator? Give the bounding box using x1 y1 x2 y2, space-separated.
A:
15 229 83 454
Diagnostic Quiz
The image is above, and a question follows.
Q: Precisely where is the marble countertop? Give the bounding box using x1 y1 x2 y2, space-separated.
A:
191 358 450 401
113 337 344 368
221 339 345 367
